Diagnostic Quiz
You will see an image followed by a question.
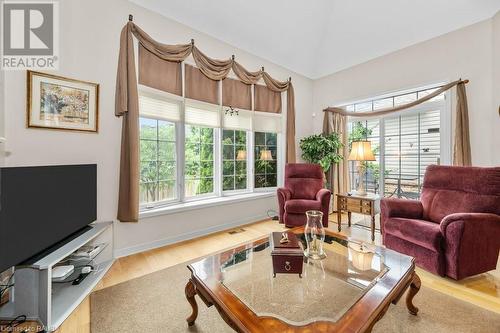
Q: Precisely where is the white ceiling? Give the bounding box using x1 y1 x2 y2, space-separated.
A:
130 0 500 79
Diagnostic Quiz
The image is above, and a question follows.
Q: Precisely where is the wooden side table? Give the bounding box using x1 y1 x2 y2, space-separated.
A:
336 193 380 241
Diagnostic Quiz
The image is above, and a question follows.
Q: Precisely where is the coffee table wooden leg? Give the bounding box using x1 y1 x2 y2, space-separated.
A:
406 273 421 315
347 211 352 227
185 280 198 326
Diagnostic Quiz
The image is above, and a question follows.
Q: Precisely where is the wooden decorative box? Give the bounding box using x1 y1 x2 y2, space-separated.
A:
270 232 304 278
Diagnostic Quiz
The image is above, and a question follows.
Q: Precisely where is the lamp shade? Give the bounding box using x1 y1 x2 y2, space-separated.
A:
348 141 376 161
348 243 374 271
236 150 247 160
259 150 273 161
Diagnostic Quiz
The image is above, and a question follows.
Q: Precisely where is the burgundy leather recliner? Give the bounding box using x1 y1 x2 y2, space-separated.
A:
381 165 500 280
277 163 331 228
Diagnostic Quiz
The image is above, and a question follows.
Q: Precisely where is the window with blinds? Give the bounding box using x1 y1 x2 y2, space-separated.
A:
346 86 447 199
184 101 219 197
138 80 284 207
139 93 179 205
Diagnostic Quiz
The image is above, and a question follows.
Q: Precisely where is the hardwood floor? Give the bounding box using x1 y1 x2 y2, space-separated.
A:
3 213 500 332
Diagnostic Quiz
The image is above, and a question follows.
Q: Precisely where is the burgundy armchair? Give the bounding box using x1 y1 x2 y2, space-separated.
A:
381 165 500 280
277 163 331 228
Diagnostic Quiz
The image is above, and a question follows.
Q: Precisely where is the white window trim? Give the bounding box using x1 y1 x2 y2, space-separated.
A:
139 191 275 218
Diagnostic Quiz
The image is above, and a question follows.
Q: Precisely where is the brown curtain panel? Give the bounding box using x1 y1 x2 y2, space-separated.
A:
185 64 220 105
115 24 140 222
453 82 472 166
222 78 251 110
323 112 349 211
138 44 182 96
115 21 296 221
286 83 296 162
254 84 282 113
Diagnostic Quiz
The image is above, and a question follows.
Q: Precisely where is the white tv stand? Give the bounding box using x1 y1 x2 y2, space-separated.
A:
0 221 114 332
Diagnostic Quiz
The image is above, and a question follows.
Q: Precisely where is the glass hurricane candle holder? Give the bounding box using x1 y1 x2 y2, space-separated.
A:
304 210 327 260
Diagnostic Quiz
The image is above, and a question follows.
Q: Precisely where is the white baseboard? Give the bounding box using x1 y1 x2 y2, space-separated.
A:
114 213 268 258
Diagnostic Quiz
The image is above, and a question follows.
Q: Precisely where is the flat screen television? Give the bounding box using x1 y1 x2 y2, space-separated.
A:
0 164 97 273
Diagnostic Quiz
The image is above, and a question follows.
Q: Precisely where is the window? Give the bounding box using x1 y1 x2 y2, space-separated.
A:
138 86 283 209
139 117 177 204
139 92 180 206
254 132 278 188
346 86 448 199
185 125 215 197
222 130 248 191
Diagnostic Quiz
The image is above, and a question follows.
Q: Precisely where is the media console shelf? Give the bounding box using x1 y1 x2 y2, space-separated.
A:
0 221 114 332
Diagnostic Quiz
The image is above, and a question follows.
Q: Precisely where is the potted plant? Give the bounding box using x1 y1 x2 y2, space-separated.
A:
299 133 343 183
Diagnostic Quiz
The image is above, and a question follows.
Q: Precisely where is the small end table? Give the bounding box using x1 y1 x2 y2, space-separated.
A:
336 193 380 241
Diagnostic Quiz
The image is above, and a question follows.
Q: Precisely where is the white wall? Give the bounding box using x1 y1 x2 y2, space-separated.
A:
313 18 499 166
1 0 314 256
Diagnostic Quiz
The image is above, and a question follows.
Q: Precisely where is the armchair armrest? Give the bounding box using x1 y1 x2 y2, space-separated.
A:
440 213 500 280
381 198 423 219
277 188 292 224
440 212 500 233
316 189 331 227
277 187 292 201
380 198 423 240
316 188 331 202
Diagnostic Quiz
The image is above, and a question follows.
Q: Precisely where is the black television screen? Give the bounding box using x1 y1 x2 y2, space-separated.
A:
0 164 97 273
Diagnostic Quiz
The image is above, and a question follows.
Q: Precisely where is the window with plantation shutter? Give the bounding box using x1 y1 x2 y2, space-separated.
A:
346 86 448 199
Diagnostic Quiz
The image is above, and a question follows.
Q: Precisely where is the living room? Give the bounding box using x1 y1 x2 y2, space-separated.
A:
0 0 499 332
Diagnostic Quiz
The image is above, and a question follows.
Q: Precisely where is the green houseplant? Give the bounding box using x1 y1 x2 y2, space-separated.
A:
299 133 343 173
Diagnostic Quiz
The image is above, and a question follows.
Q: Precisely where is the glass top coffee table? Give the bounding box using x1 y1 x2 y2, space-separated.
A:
185 227 420 332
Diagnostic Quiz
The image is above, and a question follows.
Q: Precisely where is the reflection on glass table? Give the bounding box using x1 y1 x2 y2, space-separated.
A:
220 233 388 325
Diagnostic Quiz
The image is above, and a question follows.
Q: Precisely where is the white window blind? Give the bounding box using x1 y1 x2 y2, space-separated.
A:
223 109 253 131
253 112 282 133
185 101 221 127
139 92 181 122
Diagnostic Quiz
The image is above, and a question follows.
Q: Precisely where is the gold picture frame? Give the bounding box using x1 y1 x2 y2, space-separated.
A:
27 70 99 133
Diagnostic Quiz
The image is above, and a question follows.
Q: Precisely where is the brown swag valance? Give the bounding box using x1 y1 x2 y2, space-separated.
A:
222 78 252 110
115 21 296 222
184 64 220 105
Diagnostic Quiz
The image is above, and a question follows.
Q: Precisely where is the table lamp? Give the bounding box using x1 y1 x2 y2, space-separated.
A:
236 150 247 161
348 141 375 196
260 150 273 161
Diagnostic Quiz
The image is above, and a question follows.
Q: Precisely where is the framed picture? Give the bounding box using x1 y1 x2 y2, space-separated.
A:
27 70 99 132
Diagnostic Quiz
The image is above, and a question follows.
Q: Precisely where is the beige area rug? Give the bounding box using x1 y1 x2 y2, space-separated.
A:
91 261 500 333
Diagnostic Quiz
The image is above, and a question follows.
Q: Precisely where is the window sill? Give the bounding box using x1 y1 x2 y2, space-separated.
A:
139 191 276 219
